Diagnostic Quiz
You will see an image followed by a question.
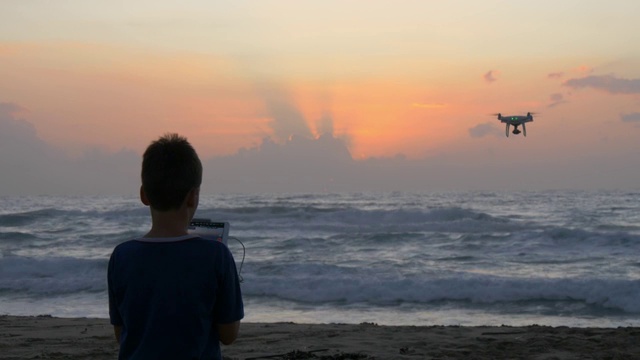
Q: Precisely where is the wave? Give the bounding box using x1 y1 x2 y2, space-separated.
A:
2 253 639 320
0 231 38 241
0 205 149 228
2 193 639 323
200 205 518 235
213 205 502 221
0 208 65 227
241 263 640 314
0 256 107 296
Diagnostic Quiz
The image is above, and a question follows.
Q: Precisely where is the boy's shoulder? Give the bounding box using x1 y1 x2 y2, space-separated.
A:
113 235 228 253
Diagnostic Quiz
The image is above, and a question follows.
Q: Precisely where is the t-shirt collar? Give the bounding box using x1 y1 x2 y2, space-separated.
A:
134 234 199 243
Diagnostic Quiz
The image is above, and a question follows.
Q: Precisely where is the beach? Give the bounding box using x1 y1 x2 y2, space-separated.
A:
1 316 639 360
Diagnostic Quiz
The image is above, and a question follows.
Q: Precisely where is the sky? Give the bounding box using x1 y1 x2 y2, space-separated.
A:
1 1 640 195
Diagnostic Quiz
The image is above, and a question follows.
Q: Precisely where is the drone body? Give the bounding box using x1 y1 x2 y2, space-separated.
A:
495 112 535 137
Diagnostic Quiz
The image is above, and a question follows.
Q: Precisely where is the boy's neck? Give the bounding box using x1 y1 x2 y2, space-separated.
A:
144 208 193 238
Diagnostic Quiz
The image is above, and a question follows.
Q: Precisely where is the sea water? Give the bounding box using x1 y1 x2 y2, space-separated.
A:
1 191 639 327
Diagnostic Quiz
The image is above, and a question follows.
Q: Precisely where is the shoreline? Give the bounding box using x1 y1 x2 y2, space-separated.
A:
2 316 640 359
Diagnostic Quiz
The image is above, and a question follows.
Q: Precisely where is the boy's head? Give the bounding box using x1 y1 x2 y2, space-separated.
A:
141 133 202 211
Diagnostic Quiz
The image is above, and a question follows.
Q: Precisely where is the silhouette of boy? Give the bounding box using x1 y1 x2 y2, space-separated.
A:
108 133 243 359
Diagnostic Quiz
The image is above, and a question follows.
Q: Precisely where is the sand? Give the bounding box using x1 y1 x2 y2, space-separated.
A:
1 315 639 359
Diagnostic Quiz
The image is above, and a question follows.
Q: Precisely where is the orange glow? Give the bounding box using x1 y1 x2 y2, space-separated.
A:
574 65 594 74
0 43 470 160
290 78 465 159
0 42 266 157
0 44 18 57
0 41 621 163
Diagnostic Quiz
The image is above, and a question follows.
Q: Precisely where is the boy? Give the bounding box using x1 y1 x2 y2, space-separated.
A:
108 133 243 360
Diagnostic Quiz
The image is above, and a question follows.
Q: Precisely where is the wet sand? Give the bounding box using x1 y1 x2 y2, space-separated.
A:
1 315 639 359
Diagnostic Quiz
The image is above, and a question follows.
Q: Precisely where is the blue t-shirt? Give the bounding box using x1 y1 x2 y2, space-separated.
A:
108 235 244 360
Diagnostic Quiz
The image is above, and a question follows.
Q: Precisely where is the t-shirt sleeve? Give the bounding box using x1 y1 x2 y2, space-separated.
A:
213 246 244 324
107 250 123 326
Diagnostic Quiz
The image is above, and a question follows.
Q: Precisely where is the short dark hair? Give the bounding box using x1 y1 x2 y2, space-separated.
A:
141 133 202 211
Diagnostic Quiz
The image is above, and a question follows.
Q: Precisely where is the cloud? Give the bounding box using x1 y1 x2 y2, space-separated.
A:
550 93 563 102
316 111 334 135
563 75 640 94
548 93 568 108
0 102 139 195
547 72 564 79
0 107 63 193
256 83 312 142
0 102 26 117
2 102 640 195
0 104 46 154
547 65 593 80
203 131 356 192
620 112 640 123
483 70 499 83
468 123 501 138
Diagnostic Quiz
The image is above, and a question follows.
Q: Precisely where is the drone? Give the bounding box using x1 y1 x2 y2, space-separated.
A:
493 112 536 137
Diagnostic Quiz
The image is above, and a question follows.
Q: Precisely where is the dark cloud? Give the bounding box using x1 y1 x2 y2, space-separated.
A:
0 102 25 116
469 123 501 138
548 93 568 108
0 105 51 161
256 83 312 141
620 112 640 122
0 114 39 145
547 72 564 79
483 70 498 83
315 111 353 148
0 103 139 195
316 111 334 136
550 94 563 102
563 74 640 94
202 132 356 192
0 108 63 194
2 100 640 194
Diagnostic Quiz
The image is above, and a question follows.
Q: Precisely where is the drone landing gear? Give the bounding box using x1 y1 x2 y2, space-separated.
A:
505 124 526 137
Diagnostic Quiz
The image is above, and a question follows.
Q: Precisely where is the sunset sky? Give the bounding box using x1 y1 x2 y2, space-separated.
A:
1 1 640 194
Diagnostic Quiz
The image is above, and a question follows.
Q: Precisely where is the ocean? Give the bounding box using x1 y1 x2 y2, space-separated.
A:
1 191 639 328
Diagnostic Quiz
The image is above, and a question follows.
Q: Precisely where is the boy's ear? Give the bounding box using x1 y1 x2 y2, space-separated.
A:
140 186 151 206
186 187 200 208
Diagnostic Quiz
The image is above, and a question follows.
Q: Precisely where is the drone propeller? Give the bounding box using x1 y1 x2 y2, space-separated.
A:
489 112 541 118
490 112 540 114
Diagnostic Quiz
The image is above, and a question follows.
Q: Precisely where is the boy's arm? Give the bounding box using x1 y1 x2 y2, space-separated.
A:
217 321 240 345
215 246 244 345
108 251 124 345
113 325 123 344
